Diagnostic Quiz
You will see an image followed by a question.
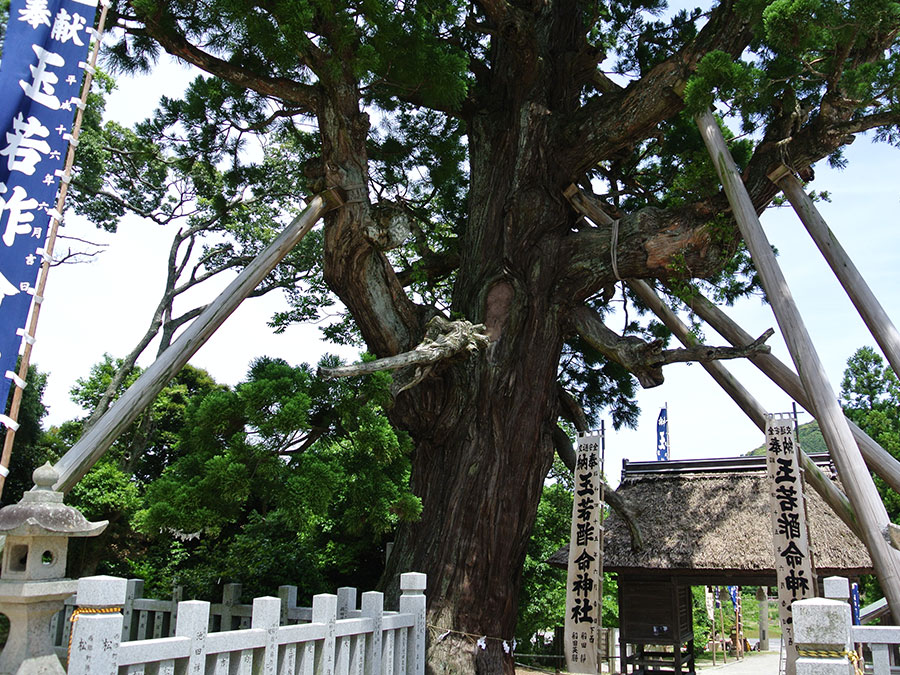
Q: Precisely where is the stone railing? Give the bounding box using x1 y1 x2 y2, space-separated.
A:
794 575 897 675
51 579 320 650
65 572 426 675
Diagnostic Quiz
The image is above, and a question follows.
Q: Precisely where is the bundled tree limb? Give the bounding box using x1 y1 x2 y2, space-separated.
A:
318 316 490 393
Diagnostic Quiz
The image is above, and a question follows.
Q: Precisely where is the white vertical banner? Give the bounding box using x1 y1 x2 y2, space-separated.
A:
765 413 816 675
564 431 602 673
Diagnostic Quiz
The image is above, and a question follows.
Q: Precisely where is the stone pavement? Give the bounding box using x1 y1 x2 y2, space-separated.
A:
696 650 781 674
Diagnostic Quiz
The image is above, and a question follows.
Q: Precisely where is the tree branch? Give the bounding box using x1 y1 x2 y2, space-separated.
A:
129 17 319 112
557 383 590 433
569 305 771 388
318 316 490 393
395 251 460 288
472 0 511 27
563 0 759 175
559 183 732 302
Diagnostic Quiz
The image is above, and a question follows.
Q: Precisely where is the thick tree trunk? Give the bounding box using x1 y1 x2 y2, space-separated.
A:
386 315 564 674
381 36 578 665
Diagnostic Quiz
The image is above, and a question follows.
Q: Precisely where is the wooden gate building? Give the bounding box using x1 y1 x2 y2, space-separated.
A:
551 453 873 674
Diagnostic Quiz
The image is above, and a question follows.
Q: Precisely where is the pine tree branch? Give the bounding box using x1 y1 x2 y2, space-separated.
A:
129 18 318 112
556 383 590 433
564 0 758 175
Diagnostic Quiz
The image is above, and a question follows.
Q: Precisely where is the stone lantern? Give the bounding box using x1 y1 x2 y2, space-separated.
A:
0 463 107 675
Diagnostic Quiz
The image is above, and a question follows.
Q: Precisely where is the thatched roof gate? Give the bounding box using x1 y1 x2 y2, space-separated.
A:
551 453 872 585
549 454 872 674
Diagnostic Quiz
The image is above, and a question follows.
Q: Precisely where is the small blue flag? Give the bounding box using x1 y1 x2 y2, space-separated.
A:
727 585 738 610
656 406 669 461
0 0 99 410
850 582 861 625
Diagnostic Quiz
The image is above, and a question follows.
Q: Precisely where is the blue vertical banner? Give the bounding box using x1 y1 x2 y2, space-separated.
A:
656 405 669 461
0 0 98 411
727 585 738 610
850 582 861 625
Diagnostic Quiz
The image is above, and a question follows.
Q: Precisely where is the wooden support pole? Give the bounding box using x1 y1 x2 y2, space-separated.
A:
628 279 861 540
678 285 900 496
560 182 864 537
772 167 900 380
696 109 900 618
559 180 900 497
52 190 342 492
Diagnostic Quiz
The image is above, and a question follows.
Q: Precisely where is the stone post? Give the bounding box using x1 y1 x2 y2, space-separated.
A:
220 582 241 631
337 586 357 619
756 586 769 651
278 585 297 624
361 591 384 675
399 573 426 675
68 576 128 675
793 598 854 675
824 576 851 602
312 593 337 675
251 597 280 675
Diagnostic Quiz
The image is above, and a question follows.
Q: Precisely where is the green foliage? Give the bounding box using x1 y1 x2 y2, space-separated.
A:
691 586 712 658
683 51 764 117
69 461 141 521
841 346 900 522
515 477 572 644
31 351 416 597
126 355 417 599
837 346 900 608
560 335 640 431
0 0 10 50
361 2 469 111
69 356 224 483
682 0 900 143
